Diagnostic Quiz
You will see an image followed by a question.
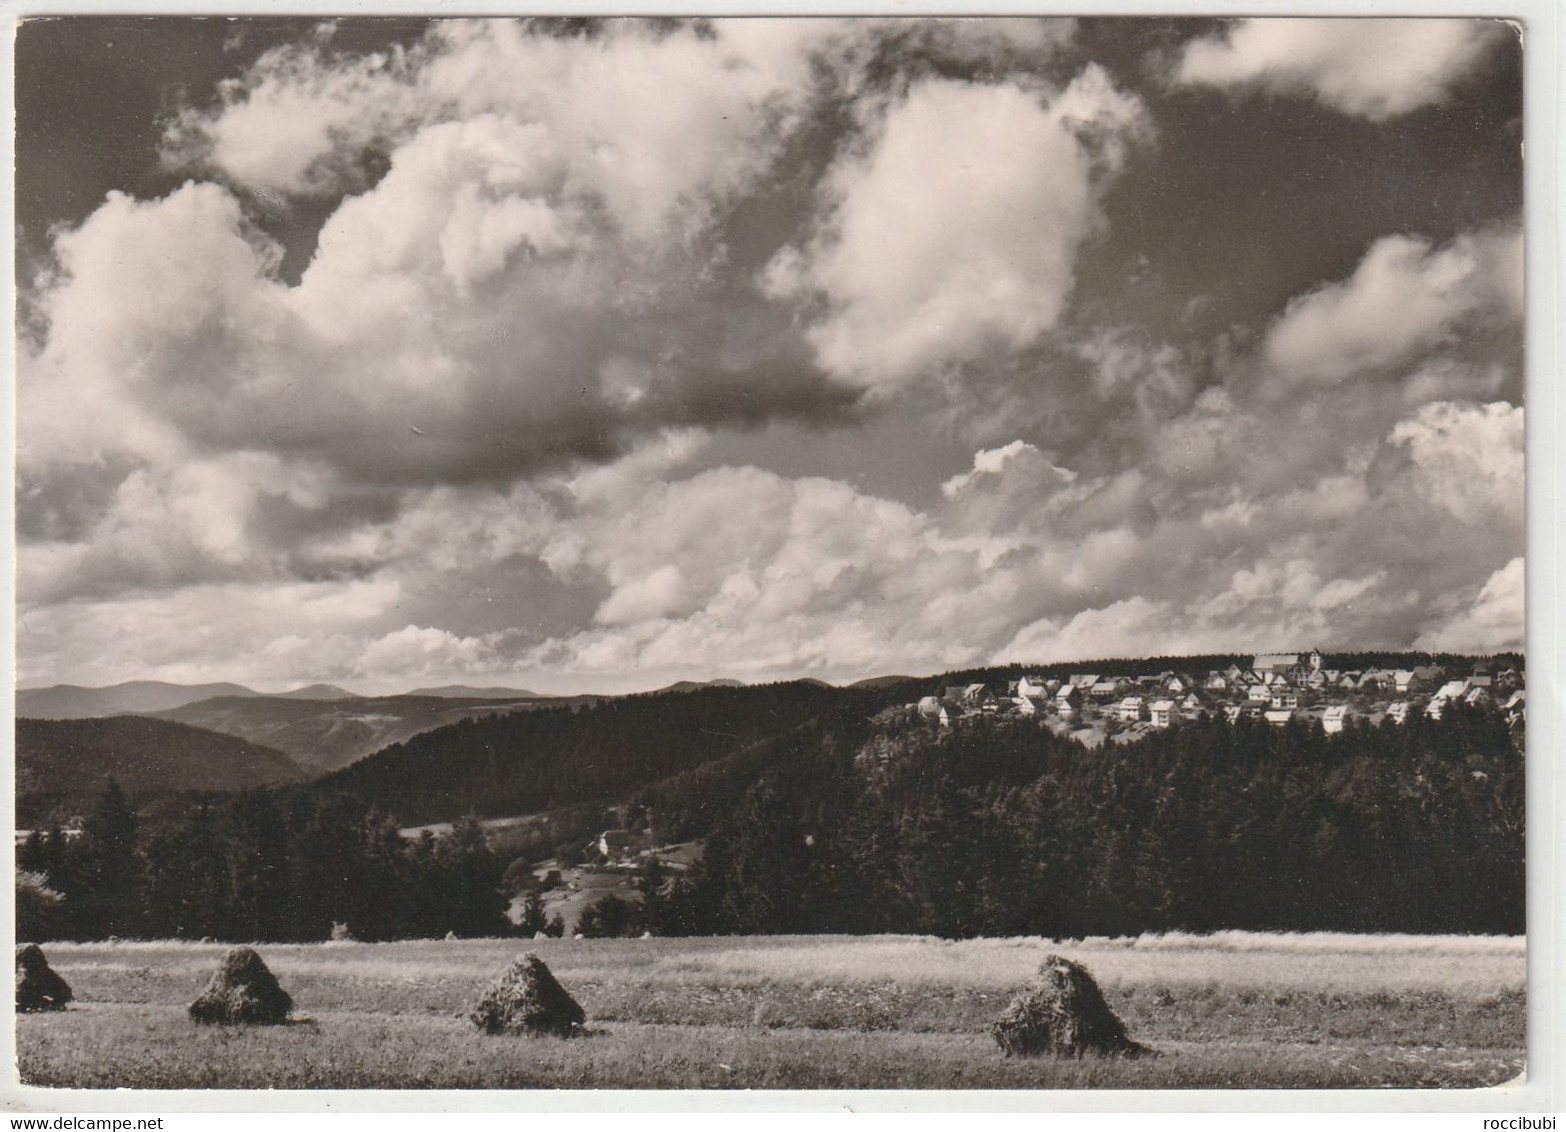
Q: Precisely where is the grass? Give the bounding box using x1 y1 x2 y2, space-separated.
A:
16 933 1526 1090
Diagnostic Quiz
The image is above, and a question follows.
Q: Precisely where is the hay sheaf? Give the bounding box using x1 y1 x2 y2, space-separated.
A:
188 947 293 1025
991 954 1155 1058
16 943 73 1013
469 952 586 1037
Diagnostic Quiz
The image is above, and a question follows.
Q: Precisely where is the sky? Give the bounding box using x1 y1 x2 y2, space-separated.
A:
14 16 1525 695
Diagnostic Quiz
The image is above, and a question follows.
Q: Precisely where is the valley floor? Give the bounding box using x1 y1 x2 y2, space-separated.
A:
15 932 1526 1091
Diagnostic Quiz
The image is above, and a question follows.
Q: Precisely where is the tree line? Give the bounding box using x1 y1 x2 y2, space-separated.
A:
642 703 1524 938
316 681 859 825
16 699 1524 943
17 783 514 943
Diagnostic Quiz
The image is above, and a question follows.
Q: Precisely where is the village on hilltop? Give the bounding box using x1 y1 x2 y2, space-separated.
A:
905 650 1525 747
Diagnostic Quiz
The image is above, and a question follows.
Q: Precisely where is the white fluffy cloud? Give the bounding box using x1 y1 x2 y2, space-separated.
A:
17 20 1524 691
162 40 414 197
1387 400 1524 527
22 206 1524 689
20 386 1524 690
1415 557 1524 652
165 20 831 240
770 65 1147 387
1262 228 1522 389
1174 18 1507 120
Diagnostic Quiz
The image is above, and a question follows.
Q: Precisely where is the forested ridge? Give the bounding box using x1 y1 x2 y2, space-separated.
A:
647 703 1523 938
315 680 864 825
16 716 304 827
15 661 1524 942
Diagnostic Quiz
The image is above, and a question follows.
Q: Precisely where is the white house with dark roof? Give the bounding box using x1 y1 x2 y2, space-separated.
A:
1149 699 1177 728
1254 653 1300 674
1014 695 1050 718
1017 675 1051 699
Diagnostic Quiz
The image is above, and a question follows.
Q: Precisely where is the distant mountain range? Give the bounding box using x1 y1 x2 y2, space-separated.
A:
16 716 304 827
17 680 359 719
17 681 261 719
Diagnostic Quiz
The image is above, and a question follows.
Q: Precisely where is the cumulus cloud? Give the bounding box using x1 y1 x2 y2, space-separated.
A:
1415 557 1524 652
30 18 1106 529
1386 400 1524 526
1174 18 1508 120
769 65 1147 387
999 597 1176 666
17 20 1524 691
1262 228 1522 389
20 392 1525 690
164 20 831 239
24 114 847 498
162 40 416 197
518 382 1521 681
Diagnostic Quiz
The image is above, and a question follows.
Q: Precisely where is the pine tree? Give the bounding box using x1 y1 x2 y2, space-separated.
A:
71 777 144 937
517 891 549 937
433 815 511 938
226 789 293 941
577 893 635 938
143 803 231 939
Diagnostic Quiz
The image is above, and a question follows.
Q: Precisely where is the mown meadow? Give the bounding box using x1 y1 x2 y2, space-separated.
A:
16 932 1525 1090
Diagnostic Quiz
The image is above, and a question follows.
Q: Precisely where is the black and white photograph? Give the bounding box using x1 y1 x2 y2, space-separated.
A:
9 10 1546 1100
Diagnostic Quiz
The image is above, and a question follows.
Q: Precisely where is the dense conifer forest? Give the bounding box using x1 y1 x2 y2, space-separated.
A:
647 703 1523 938
17 670 1523 942
315 681 862 825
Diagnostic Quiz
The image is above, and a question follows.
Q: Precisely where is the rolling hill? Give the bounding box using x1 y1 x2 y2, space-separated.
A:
648 679 747 694
314 680 858 826
275 684 358 701
405 685 541 699
16 716 304 826
17 681 261 719
149 693 593 774
16 680 363 718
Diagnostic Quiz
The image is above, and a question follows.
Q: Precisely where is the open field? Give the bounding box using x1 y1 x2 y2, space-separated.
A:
17 933 1525 1090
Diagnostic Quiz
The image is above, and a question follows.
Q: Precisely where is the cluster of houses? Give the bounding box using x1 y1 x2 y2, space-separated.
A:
907 651 1525 742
